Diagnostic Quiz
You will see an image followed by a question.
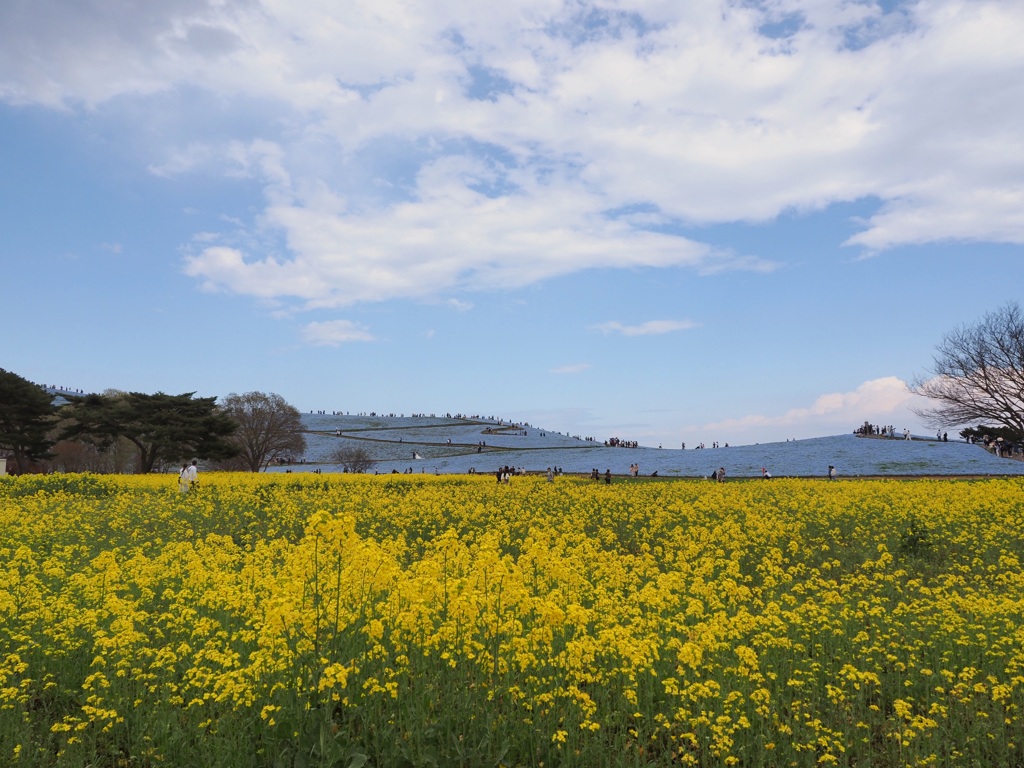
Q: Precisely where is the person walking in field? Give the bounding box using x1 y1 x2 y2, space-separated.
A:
178 464 190 493
185 460 198 490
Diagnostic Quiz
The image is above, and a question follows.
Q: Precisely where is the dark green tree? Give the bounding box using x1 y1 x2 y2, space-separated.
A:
61 391 239 473
0 369 56 472
215 391 307 472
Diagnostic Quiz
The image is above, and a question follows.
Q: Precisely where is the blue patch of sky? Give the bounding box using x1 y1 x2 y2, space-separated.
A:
829 0 916 51
546 7 661 46
317 135 530 206
464 65 517 102
602 202 662 219
441 27 468 50
453 136 520 167
513 145 590 188
101 86 287 159
464 171 517 199
874 0 906 13
325 135 437 206
745 1 915 52
682 197 885 258
841 13 915 52
429 137 525 199
601 202 674 232
0 102 255 258
758 12 807 40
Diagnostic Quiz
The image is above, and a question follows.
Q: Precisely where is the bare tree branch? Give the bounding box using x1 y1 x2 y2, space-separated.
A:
217 392 307 472
331 445 376 474
911 303 1024 437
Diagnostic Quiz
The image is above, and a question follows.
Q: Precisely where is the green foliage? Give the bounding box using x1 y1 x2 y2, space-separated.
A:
897 516 934 560
60 390 239 473
959 425 1023 443
0 368 56 472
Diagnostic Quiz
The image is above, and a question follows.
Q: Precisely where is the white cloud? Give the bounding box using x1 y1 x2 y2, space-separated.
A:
181 156 742 308
591 319 699 336
3 0 1022 307
300 319 375 346
551 363 591 375
148 143 219 178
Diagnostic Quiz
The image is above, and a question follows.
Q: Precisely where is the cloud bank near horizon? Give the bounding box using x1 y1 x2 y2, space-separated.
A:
691 376 933 442
518 377 932 447
2 0 1022 328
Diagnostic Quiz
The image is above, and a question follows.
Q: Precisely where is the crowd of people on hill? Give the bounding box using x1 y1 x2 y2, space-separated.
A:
855 421 899 437
605 437 639 448
855 422 938 441
985 436 1020 457
853 420 1024 459
308 410 523 425
40 384 86 394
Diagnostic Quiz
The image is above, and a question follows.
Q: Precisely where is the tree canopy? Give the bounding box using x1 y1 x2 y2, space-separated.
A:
216 391 307 472
911 302 1024 441
0 369 56 472
60 391 239 473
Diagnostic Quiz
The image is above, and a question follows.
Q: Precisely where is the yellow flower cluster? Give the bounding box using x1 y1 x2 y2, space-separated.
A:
1 472 1022 767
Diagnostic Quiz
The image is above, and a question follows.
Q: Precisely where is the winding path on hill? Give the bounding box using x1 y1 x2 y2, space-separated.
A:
308 418 599 455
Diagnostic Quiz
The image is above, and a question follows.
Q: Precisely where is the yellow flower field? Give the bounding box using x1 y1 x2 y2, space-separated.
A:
1 472 1022 767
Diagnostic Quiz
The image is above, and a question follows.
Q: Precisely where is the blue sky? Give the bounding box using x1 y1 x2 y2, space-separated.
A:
3 0 1023 448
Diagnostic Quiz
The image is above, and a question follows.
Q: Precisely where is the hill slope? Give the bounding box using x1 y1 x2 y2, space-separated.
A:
271 414 1024 477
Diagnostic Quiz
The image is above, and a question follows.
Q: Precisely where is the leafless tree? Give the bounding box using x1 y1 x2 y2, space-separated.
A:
911 302 1024 438
331 444 376 473
217 392 307 472
48 436 138 473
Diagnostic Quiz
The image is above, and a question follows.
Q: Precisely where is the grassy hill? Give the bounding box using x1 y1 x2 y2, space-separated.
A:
276 414 1024 478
